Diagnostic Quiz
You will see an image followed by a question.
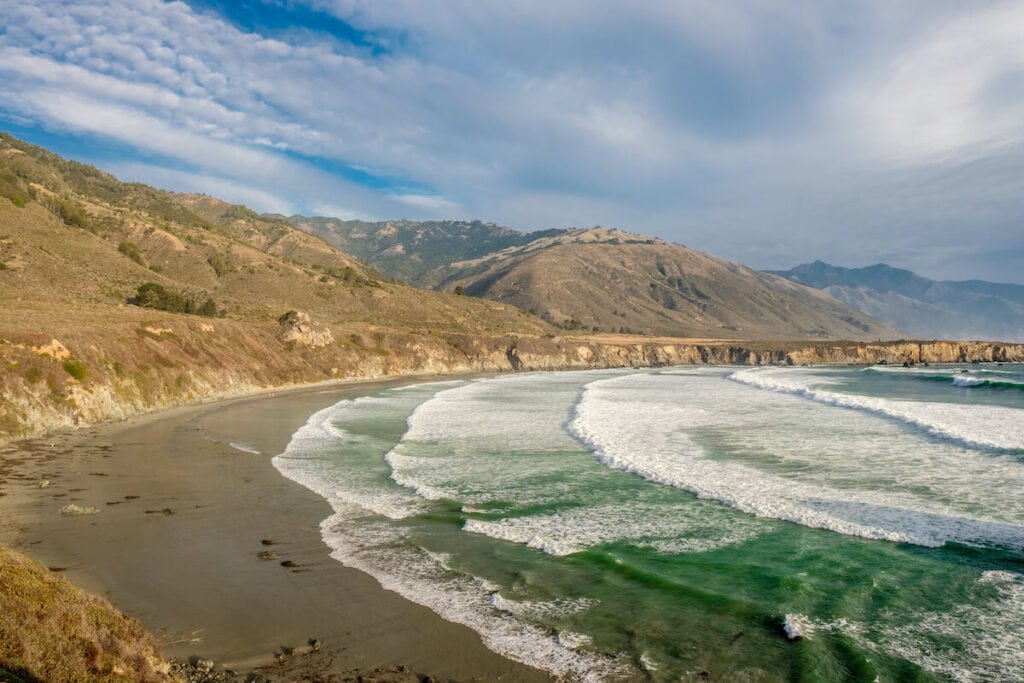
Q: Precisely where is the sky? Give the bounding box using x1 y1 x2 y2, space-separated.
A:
1 1 1023 284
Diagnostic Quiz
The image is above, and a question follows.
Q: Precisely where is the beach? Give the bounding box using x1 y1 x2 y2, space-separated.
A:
0 377 551 681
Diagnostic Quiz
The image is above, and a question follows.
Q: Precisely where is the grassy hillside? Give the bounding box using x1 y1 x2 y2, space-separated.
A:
439 227 899 340
0 544 172 682
288 215 564 287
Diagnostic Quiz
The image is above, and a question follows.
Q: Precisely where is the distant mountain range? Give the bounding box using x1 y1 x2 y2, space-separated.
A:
291 217 897 340
769 261 1024 342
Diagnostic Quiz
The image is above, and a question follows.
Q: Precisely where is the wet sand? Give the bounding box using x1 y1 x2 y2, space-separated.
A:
0 378 551 681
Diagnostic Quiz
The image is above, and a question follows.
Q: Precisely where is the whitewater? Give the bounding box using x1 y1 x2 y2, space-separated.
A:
273 364 1024 681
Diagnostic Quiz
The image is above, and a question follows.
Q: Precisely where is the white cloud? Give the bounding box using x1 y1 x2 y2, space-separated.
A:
839 2 1024 164
391 193 461 214
1 0 1023 282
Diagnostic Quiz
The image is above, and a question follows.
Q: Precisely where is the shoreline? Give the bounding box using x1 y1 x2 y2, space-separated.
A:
0 374 551 681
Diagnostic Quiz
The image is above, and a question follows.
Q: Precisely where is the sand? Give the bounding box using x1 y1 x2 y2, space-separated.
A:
0 378 551 681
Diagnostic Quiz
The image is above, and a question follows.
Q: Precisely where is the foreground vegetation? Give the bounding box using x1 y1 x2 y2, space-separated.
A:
0 545 172 682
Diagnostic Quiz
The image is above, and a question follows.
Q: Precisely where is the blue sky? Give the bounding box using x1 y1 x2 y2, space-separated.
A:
2 1 1023 283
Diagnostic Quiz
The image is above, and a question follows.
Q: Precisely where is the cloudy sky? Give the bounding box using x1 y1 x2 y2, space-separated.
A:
2 1 1023 283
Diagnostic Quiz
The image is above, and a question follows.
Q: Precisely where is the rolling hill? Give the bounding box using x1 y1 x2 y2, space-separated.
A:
291 218 898 340
287 216 564 287
770 261 1024 342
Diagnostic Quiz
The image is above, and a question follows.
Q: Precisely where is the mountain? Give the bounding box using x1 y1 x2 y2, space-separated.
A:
439 227 899 339
287 216 565 287
770 261 1024 342
7 131 989 448
0 132 583 441
292 218 897 340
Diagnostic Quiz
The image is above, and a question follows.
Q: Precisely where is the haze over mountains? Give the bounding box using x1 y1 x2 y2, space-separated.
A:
771 261 1024 342
291 218 896 340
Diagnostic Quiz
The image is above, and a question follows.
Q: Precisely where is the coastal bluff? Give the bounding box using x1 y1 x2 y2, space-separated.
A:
2 315 1021 444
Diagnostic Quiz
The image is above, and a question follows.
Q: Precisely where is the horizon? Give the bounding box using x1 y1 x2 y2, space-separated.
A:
2 1 1023 284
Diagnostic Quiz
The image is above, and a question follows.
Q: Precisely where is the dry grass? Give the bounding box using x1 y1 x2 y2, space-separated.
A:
441 228 901 340
0 544 174 682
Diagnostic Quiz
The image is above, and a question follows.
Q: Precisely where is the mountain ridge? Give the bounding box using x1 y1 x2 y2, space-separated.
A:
769 261 1024 342
292 220 899 340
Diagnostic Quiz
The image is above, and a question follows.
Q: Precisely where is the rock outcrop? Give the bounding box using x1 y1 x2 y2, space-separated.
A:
277 311 334 348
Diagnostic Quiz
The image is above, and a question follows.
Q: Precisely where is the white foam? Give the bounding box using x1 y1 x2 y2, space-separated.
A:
273 378 635 681
315 507 630 681
782 614 850 640
783 613 811 640
557 631 594 650
384 372 613 506
863 571 1024 681
272 394 432 520
228 442 261 454
951 376 985 387
731 367 1024 451
464 501 760 556
571 372 1024 549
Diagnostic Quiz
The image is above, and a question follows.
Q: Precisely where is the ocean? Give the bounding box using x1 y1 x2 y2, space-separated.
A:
272 364 1024 681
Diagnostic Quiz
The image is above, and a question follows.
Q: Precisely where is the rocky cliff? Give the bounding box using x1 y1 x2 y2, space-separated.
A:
3 310 1021 445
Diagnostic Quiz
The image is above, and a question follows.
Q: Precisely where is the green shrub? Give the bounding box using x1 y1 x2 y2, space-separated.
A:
117 241 145 266
54 198 91 230
0 169 27 207
61 358 87 381
196 298 218 317
128 282 219 317
208 255 227 276
221 204 258 222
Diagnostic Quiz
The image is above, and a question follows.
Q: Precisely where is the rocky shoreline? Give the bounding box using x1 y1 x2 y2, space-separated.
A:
3 318 1022 446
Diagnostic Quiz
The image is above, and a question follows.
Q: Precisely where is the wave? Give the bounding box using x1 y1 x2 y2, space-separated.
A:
384 373 605 507
865 366 1024 391
869 570 1024 682
272 398 427 520
272 380 632 681
571 373 1024 550
732 368 1024 452
463 501 760 556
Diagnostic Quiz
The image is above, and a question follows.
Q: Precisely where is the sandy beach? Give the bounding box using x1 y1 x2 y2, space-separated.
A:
0 377 551 681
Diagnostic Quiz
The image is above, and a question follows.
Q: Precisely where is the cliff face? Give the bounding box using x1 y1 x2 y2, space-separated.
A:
3 312 1021 445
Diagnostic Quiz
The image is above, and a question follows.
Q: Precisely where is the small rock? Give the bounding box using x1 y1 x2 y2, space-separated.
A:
309 638 321 651
59 503 100 516
194 658 215 673
257 550 278 561
261 539 276 546
39 479 50 489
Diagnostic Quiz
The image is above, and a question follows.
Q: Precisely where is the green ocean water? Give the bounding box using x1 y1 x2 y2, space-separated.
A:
273 364 1024 681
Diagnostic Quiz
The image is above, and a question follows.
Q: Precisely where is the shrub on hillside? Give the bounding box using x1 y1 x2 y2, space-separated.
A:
117 241 146 266
61 358 87 381
128 283 220 317
0 170 27 208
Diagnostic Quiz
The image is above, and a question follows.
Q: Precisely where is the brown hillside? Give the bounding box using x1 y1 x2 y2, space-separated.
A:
441 227 901 340
0 544 172 682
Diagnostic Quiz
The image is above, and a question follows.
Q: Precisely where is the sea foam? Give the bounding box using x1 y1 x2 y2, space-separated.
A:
730 367 1024 452
273 379 633 681
571 372 1024 549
